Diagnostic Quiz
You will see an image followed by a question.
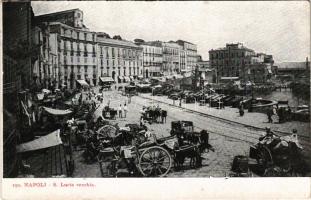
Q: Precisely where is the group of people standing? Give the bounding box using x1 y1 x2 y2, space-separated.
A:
267 105 292 124
118 104 128 118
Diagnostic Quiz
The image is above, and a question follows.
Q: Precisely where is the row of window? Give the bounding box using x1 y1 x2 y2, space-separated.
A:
143 47 162 54
62 27 96 42
63 56 96 64
163 48 179 55
99 46 141 58
211 59 252 66
99 59 141 68
63 65 96 74
210 51 254 59
60 40 96 52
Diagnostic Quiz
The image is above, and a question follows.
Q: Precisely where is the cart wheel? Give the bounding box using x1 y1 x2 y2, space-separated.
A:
257 145 273 170
138 146 172 177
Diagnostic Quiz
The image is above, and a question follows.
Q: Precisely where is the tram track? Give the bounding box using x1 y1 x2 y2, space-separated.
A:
134 96 258 144
136 95 310 148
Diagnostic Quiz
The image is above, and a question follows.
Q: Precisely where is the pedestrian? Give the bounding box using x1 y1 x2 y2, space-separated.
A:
287 106 292 121
118 104 122 118
161 110 167 123
239 103 244 116
179 98 182 107
140 116 145 127
126 95 129 104
123 104 128 118
107 99 111 108
267 108 273 123
272 105 278 123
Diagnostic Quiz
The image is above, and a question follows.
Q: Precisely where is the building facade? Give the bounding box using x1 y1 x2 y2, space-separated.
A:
140 42 163 78
176 40 198 73
97 35 143 83
35 9 143 89
162 42 180 75
209 43 264 82
3 2 35 178
46 22 98 89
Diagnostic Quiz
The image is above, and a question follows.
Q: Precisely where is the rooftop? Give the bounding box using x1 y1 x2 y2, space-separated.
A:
35 8 82 17
141 41 163 47
176 40 194 45
209 43 255 52
97 37 141 49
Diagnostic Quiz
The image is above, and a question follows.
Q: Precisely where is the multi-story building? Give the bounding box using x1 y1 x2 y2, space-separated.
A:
176 40 198 73
97 34 143 83
209 43 276 84
32 22 60 89
162 41 180 75
43 22 98 89
36 9 143 89
136 40 199 77
209 43 256 83
36 9 97 89
140 42 163 78
3 2 35 178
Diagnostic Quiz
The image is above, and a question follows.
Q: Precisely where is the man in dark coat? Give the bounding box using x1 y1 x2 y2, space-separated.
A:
267 108 273 123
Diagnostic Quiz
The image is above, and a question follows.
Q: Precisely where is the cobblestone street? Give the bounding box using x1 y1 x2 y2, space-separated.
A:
72 89 311 177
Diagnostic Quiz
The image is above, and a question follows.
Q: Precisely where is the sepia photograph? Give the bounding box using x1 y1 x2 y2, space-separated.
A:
2 0 310 184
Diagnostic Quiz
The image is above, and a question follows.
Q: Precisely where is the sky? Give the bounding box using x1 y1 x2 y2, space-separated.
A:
32 1 310 62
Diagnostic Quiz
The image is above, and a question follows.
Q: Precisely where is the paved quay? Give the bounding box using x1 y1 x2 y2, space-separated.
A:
71 90 311 177
139 93 310 138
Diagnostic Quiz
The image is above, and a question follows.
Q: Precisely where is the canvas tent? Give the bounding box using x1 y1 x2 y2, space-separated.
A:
17 129 62 153
43 107 72 115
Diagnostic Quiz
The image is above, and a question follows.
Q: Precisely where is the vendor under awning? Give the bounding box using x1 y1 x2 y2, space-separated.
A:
99 76 115 83
76 79 89 87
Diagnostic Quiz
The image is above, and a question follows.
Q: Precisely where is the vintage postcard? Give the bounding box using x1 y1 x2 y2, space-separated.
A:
1 1 310 199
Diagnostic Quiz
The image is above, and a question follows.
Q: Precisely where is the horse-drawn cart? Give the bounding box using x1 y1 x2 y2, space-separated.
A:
249 133 304 176
102 106 117 120
97 121 214 177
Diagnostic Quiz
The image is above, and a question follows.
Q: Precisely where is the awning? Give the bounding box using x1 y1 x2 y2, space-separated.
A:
130 76 134 80
220 77 239 80
124 77 130 82
76 79 89 87
118 76 124 79
100 77 115 83
138 75 144 79
43 107 72 115
17 129 62 153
